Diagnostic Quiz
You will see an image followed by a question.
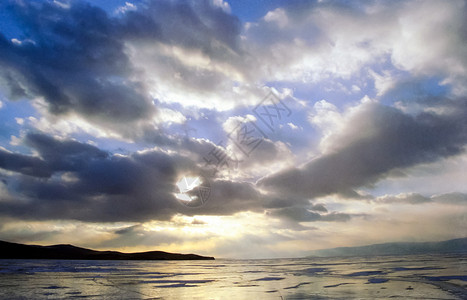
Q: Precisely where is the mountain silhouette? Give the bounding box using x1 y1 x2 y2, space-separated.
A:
0 240 214 260
308 237 467 257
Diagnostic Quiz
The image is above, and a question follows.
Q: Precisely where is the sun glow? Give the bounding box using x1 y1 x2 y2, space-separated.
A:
174 175 202 202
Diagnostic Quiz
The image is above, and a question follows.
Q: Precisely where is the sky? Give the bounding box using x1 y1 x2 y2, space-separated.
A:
0 0 466 259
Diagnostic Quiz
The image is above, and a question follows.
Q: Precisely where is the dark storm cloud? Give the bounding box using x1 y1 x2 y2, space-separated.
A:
192 179 262 215
25 133 109 170
3 117 462 223
310 203 327 212
0 0 242 130
0 148 50 177
0 132 108 178
262 194 310 209
142 129 246 170
260 190 355 223
0 132 189 221
129 0 242 54
0 131 355 223
0 133 275 222
0 1 153 123
258 100 467 199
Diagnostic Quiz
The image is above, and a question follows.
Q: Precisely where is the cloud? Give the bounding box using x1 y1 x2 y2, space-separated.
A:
0 132 292 222
0 132 191 221
98 224 185 249
375 193 432 205
308 99 343 146
0 1 154 125
118 0 262 111
0 223 60 243
390 0 467 95
375 192 467 205
2 0 465 140
243 0 467 95
267 206 353 223
0 130 360 223
310 203 327 212
0 0 252 140
115 2 137 15
432 192 467 205
25 133 109 170
0 147 51 177
243 1 384 83
259 99 467 199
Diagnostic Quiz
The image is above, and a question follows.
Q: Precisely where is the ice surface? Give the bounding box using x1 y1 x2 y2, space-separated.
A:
0 254 465 299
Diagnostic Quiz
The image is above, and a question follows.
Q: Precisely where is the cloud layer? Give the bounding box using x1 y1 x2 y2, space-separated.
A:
259 99 467 199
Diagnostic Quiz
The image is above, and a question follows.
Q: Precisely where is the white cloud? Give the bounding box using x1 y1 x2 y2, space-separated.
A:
153 107 186 125
287 122 299 130
53 0 70 9
9 135 21 146
351 85 361 92
126 41 261 111
370 70 398 96
371 151 467 197
219 115 295 180
212 0 231 13
115 2 137 15
308 100 344 152
375 193 431 204
390 1 466 92
308 100 342 133
241 0 466 98
10 38 22 45
27 110 124 140
264 8 288 28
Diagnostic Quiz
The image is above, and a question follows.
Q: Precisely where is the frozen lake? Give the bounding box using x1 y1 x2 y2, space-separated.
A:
0 254 466 299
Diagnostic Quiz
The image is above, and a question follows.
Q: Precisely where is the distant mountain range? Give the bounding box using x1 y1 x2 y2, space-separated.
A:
308 237 467 257
0 240 214 260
